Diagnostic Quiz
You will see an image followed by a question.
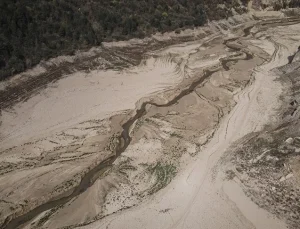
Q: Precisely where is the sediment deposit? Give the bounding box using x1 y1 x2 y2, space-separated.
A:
1 10 300 229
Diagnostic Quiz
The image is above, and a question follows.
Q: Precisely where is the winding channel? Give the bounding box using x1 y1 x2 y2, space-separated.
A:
0 22 272 229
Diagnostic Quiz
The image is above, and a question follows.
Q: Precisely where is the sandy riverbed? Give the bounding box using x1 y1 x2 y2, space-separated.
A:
1 11 300 229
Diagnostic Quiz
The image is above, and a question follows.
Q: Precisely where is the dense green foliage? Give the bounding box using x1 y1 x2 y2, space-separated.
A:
0 0 249 80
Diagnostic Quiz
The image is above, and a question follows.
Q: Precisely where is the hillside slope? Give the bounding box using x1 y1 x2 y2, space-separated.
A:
0 0 249 80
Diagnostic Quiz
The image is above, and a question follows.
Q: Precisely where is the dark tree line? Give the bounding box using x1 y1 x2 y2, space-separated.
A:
0 0 249 80
273 0 300 10
287 0 300 8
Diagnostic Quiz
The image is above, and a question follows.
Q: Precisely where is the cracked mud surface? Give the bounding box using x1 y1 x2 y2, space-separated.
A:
1 10 300 229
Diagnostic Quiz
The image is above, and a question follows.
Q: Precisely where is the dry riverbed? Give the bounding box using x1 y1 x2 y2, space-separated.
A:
1 10 300 229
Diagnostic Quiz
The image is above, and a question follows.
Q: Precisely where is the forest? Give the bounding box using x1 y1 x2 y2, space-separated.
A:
1 0 292 80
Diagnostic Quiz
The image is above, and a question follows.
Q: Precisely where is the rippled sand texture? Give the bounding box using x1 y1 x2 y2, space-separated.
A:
1 11 300 229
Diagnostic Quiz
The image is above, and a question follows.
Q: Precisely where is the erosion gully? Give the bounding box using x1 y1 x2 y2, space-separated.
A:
2 19 294 229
